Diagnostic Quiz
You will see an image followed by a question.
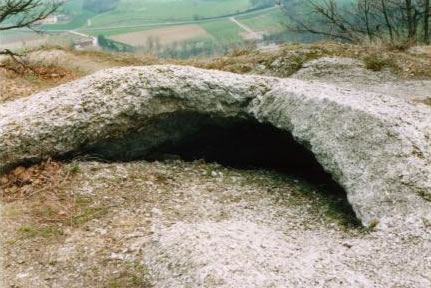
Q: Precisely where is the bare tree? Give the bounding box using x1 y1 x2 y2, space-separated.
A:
0 0 62 71
284 0 363 42
283 0 431 44
424 0 430 43
378 0 395 41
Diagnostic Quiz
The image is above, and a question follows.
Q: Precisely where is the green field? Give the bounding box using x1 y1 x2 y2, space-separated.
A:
200 20 243 44
43 0 95 30
237 9 286 31
88 0 254 27
84 6 287 45
199 8 287 45
1 0 289 56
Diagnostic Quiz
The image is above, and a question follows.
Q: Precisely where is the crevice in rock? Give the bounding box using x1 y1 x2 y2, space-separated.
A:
81 111 360 226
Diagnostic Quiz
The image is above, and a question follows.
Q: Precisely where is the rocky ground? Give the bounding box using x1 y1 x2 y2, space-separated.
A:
2 160 430 288
1 43 430 287
2 43 431 103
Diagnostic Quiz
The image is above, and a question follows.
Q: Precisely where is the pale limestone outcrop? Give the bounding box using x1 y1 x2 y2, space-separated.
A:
1 65 430 228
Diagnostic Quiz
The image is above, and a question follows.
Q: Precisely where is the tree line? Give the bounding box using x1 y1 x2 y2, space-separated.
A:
282 0 431 44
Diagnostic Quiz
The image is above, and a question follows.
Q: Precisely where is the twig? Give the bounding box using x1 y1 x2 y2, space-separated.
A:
0 48 36 74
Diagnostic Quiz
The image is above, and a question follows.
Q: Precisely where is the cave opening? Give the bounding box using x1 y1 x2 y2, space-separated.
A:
84 112 360 226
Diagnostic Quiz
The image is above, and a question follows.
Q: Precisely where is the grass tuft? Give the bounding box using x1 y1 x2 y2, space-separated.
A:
421 98 431 106
363 54 391 71
361 219 379 233
17 225 63 239
68 161 82 174
106 262 151 288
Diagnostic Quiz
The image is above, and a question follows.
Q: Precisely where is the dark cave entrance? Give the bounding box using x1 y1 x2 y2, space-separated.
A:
84 112 360 226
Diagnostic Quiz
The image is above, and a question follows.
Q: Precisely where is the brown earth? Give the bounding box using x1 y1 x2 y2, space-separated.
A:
109 24 213 47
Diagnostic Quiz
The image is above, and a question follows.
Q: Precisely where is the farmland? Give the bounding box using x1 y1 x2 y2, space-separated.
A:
109 25 213 47
89 0 255 27
237 8 285 32
1 0 289 56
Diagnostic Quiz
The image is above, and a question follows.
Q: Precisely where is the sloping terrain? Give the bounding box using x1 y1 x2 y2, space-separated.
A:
2 43 431 102
1 43 430 287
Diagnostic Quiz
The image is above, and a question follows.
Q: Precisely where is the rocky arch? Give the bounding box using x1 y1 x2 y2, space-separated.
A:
83 111 341 186
0 65 430 229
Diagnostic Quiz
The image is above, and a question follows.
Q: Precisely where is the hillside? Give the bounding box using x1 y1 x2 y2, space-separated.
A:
1 43 431 287
1 42 431 103
1 0 286 54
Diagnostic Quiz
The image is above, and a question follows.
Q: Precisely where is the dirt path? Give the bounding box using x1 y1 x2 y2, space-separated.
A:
229 17 263 41
229 17 255 34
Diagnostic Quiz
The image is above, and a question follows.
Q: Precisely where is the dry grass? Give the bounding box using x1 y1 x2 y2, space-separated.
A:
106 262 151 288
422 98 431 106
0 56 82 102
2 160 106 242
1 159 66 202
1 42 430 103
190 42 431 78
67 46 167 67
1 56 81 81
362 54 392 71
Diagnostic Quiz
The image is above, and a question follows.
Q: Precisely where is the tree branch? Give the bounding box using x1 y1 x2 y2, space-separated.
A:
0 49 34 74
0 0 62 31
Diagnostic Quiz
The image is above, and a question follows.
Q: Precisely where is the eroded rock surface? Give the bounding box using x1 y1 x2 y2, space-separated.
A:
293 56 431 102
4 161 430 288
0 65 430 229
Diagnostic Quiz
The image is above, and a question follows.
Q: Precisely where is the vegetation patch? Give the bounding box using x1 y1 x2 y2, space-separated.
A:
17 225 63 240
106 262 151 288
2 160 107 245
418 190 431 201
24 190 107 228
2 43 430 103
109 25 212 47
88 0 253 27
72 196 108 225
421 98 431 106
363 54 393 71
83 0 119 14
1 159 65 202
1 57 81 85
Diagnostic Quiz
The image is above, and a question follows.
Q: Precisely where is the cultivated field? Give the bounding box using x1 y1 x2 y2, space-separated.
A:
200 19 243 44
0 0 289 56
237 9 286 32
0 32 82 50
89 0 254 27
0 32 47 47
109 25 213 46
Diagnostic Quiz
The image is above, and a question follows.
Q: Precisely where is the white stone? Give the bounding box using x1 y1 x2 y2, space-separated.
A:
0 65 430 229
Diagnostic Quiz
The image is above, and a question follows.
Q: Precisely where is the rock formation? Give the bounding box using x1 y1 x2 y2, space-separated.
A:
293 56 431 102
0 65 430 229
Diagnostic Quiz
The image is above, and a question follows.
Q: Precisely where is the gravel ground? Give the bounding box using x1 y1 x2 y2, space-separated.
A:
2 160 430 288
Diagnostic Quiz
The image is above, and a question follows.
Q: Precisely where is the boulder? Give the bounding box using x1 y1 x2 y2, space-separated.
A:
0 65 430 228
